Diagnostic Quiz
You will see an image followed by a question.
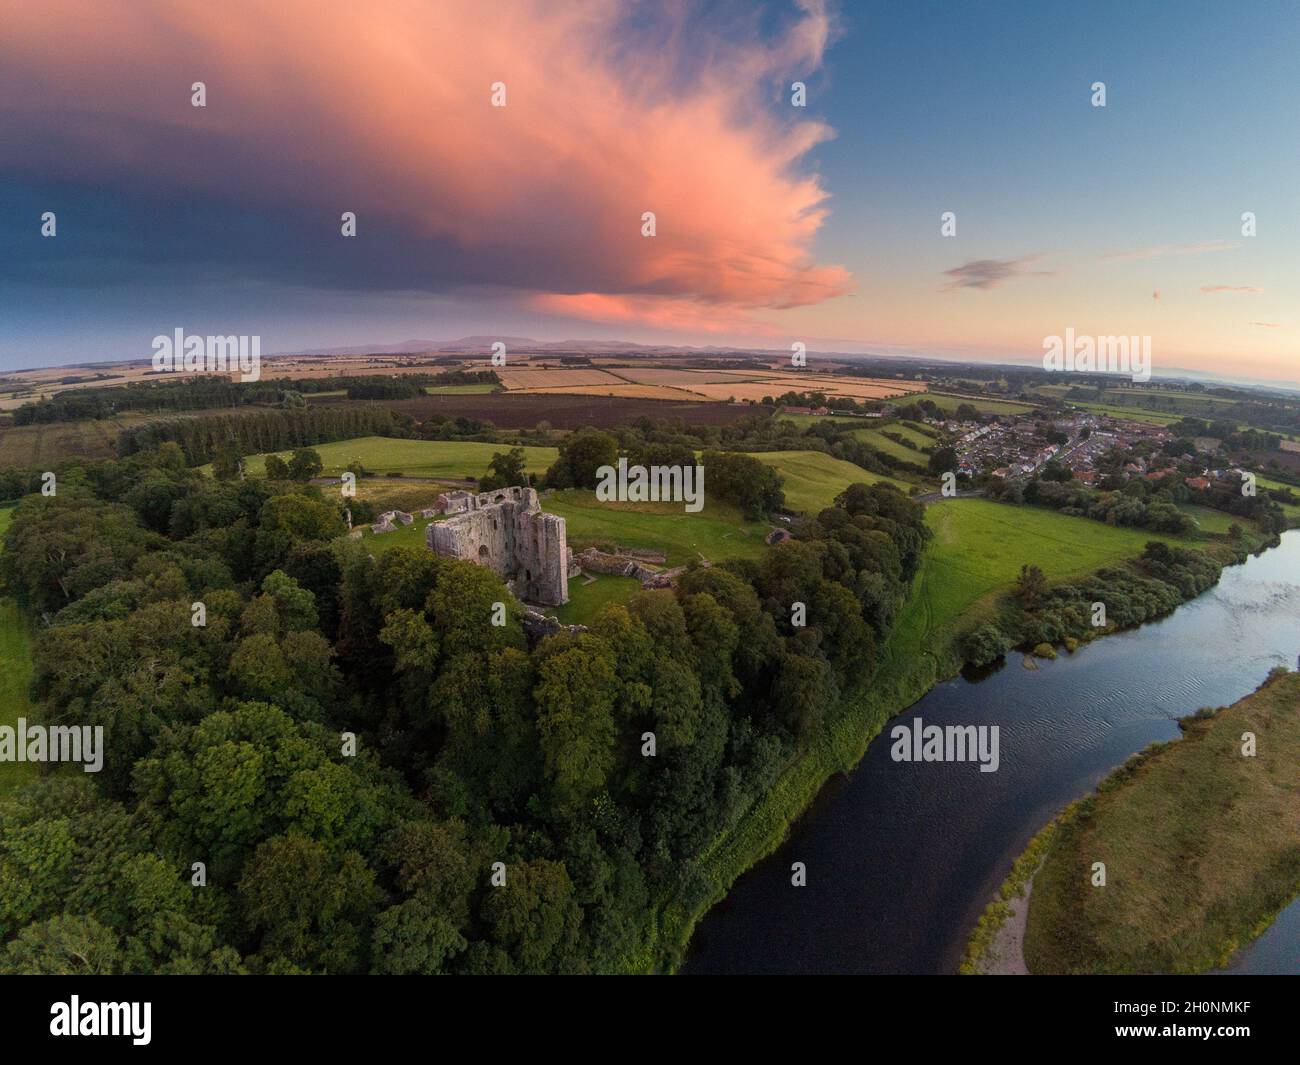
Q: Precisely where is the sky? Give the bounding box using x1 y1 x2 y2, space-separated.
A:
1 0 1296 384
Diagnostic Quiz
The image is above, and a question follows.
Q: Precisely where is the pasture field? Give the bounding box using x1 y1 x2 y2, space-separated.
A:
0 505 38 793
752 450 914 513
423 383 500 394
1177 503 1239 535
852 423 935 462
545 490 769 567
776 412 877 429
1070 402 1182 425
901 391 1038 415
1023 670 1300 974
232 437 559 480
909 498 1207 645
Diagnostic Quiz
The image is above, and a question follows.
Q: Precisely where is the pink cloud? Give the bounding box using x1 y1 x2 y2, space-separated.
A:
0 0 850 333
1201 284 1262 294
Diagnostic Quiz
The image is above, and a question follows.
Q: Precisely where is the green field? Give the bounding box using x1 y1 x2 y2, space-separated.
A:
1070 401 1182 425
1257 475 1300 521
1177 503 1239 535
1022 670 1300 973
753 451 913 513
231 437 559 480
0 505 38 792
551 575 643 626
546 490 769 567
905 498 1208 647
849 425 933 464
776 412 878 429
901 391 1039 415
357 513 443 553
424 383 501 394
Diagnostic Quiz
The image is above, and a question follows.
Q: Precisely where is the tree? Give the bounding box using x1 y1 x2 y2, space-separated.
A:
480 447 527 491
238 834 382 974
928 446 959 475
264 455 290 479
533 638 617 805
544 429 618 489
1016 563 1048 608
212 439 244 481
287 448 323 482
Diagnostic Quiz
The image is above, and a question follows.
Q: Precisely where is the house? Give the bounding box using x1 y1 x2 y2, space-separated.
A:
1185 476 1211 491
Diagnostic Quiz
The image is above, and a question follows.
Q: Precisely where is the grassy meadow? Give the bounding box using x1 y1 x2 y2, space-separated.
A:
232 436 559 480
752 450 914 512
546 490 769 567
904 391 1039 415
1022 670 1300 973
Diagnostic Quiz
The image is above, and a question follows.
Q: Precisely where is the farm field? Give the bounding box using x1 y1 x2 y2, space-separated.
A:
1023 670 1300 974
1070 402 1182 425
424 383 500 394
903 391 1038 415
752 451 915 513
776 412 878 429
850 421 937 462
492 364 916 404
0 505 38 793
513 383 711 401
495 368 621 389
232 437 559 480
0 414 134 466
356 392 766 430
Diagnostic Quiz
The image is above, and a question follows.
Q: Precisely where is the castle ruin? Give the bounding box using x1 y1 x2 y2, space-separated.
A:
426 486 570 605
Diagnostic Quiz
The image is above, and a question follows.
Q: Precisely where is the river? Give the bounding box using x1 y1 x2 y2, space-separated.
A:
684 530 1300 974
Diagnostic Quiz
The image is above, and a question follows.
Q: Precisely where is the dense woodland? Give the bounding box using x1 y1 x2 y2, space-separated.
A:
0 444 928 973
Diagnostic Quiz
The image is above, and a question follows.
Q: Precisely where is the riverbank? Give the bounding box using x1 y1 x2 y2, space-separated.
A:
637 500 1263 972
968 668 1300 974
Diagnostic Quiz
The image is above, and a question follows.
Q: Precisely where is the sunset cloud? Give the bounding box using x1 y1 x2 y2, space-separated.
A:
1201 284 1262 295
0 0 849 332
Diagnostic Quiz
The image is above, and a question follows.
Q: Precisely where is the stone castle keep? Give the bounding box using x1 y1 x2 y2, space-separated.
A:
427 486 570 606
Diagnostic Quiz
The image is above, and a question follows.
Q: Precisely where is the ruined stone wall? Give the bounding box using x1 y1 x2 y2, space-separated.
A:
427 486 569 605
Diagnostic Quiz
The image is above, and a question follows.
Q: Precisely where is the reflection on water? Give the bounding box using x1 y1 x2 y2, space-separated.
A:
685 532 1300 974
